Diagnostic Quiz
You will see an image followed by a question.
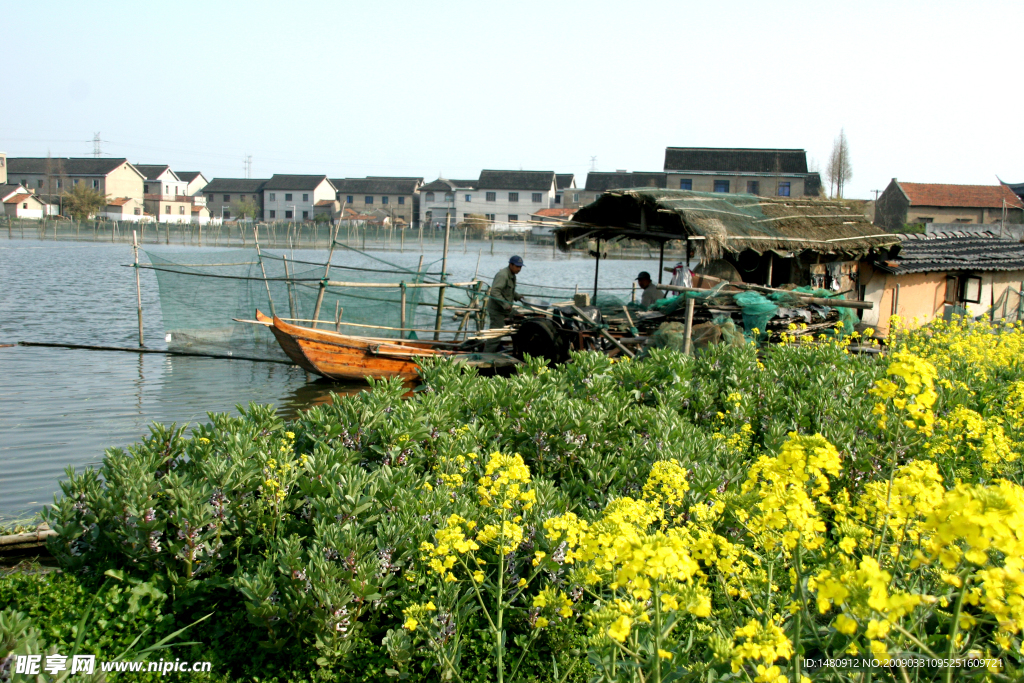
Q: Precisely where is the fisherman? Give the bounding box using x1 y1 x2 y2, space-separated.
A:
485 255 524 352
636 271 666 308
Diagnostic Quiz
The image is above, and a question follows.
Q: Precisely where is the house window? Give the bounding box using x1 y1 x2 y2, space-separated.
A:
572 193 579 202
962 275 982 303
444 192 454 202
777 182 791 197
465 194 472 202
955 218 973 223
92 180 99 189
56 180 61 189
713 180 730 193
285 194 292 201
382 196 389 204
398 196 405 205
918 217 934 223
206 193 212 202
532 193 542 203
285 210 293 219
269 193 276 201
555 194 562 204
345 195 353 204
37 180 43 188
426 192 435 202
269 210 276 218
134 208 140 216
508 214 519 222
302 210 309 219
509 192 519 202
944 276 958 305
165 205 171 213
485 214 496 221
223 194 230 202
679 179 692 190
302 194 308 201
22 203 27 209
486 192 496 202
747 181 760 195
179 206 185 214
365 196 374 204
224 209 231 218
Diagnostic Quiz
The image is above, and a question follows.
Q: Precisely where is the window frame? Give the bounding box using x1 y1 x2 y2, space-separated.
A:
365 196 374 205
679 179 692 190
508 214 519 222
302 193 309 202
961 275 983 304
285 210 293 219
713 180 730 193
747 180 760 195
508 192 519 202
285 193 292 201
486 192 496 202
531 193 542 203
269 193 276 201
398 196 405 205
269 210 276 219
777 181 791 197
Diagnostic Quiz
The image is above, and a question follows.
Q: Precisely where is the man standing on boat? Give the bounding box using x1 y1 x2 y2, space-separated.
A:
485 255 524 352
636 271 666 308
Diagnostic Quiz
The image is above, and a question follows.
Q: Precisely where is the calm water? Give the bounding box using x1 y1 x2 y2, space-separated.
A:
0 235 661 521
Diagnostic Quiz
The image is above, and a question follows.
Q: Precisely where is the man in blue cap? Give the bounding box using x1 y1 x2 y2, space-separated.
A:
485 255 524 352
636 271 666 308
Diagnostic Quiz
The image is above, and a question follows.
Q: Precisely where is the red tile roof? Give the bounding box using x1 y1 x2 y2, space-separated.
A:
898 182 1024 210
4 193 33 204
106 197 134 206
314 200 335 207
534 207 576 218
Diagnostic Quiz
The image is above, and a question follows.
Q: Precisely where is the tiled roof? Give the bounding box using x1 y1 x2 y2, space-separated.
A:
875 231 1024 274
421 178 477 192
0 183 24 200
664 147 808 174
534 207 576 218
314 199 335 207
7 157 132 176
263 174 333 191
106 197 134 206
203 178 268 193
134 164 176 181
477 170 556 191
898 182 1024 210
331 177 422 194
584 171 666 192
175 171 204 183
555 173 575 190
4 193 33 204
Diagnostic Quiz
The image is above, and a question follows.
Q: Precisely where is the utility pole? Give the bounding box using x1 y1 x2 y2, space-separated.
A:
872 189 882 201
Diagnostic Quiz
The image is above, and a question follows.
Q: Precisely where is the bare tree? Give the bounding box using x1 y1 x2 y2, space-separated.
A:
826 129 853 198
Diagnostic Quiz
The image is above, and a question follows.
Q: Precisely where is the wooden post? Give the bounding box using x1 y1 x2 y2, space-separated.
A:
312 204 344 327
766 252 774 288
683 298 695 355
631 281 637 303
132 230 144 347
658 241 665 284
400 282 407 338
253 225 277 317
335 301 342 332
592 237 601 302
434 213 451 340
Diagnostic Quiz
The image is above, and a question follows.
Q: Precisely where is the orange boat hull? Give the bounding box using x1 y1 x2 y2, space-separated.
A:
256 310 452 382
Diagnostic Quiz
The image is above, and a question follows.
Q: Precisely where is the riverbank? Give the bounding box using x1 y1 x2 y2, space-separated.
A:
3 318 1022 681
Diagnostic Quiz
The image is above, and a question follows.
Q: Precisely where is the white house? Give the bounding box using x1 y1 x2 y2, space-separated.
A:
175 171 209 197
262 175 336 222
419 178 478 229
474 170 558 232
1 183 45 218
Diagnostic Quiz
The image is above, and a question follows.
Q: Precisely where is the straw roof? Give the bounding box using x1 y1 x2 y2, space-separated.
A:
556 189 900 259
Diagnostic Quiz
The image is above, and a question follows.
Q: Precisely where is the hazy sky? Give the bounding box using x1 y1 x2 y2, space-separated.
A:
4 0 1022 198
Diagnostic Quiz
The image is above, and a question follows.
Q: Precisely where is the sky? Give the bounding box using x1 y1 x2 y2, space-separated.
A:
3 0 1022 199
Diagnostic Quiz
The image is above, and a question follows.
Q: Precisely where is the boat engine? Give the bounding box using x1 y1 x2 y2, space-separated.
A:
512 317 573 364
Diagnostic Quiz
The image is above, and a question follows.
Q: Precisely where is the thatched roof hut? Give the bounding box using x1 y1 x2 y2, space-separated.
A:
556 189 900 259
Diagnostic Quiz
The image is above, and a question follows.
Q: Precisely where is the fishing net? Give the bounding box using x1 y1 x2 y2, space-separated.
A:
648 316 743 353
987 287 1024 323
144 247 430 359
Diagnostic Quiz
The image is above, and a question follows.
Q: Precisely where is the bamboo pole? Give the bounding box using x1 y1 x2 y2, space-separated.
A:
312 204 344 327
683 298 695 355
657 282 874 310
132 230 144 346
658 242 665 284
283 255 297 321
253 225 277 317
592 238 601 301
335 302 342 332
400 282 408 338
434 213 451 341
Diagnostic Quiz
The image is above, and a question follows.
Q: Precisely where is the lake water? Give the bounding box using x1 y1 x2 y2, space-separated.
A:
0 234 663 521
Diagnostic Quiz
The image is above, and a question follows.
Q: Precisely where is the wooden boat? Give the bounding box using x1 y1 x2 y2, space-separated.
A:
248 311 517 382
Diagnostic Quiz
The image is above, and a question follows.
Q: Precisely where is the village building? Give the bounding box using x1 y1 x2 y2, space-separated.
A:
419 178 479 229
135 165 193 223
1 183 46 218
573 171 668 209
100 197 145 222
6 157 145 205
0 153 6 184
554 174 576 206
175 171 209 196
331 177 422 227
663 147 822 197
203 178 267 221
474 170 558 231
262 175 336 222
861 231 1024 333
873 180 1024 231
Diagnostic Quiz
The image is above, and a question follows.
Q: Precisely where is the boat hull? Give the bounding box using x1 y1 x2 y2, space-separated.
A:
256 311 451 382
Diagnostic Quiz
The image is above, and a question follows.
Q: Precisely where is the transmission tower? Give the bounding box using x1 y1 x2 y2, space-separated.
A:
93 132 102 158
244 154 253 179
589 156 597 172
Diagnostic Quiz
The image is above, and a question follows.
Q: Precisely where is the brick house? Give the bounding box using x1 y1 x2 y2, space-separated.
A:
663 147 822 197
331 177 422 227
874 180 1024 231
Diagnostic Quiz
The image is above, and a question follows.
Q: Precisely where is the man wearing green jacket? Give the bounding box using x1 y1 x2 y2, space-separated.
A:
485 255 524 352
